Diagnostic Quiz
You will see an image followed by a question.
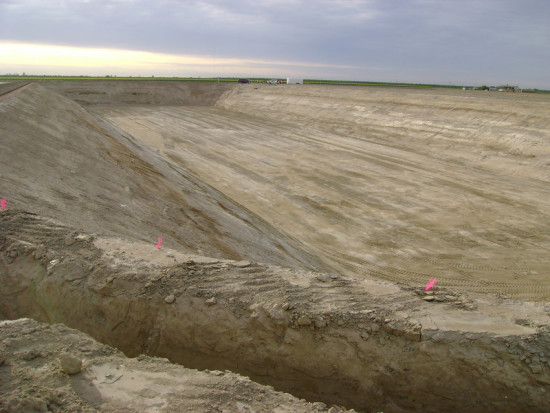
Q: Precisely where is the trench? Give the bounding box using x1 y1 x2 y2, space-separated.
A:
1 218 549 413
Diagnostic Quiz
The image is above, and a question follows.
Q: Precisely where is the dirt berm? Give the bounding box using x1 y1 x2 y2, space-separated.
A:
1 210 550 412
1 81 550 412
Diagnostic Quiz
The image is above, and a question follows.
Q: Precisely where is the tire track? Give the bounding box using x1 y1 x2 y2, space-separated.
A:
411 256 530 273
327 250 550 299
90 97 550 302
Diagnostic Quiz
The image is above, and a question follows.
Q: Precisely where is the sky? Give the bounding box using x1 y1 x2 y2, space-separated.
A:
1 0 549 88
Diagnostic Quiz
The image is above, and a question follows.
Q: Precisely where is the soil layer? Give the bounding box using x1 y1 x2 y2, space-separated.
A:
1 210 549 412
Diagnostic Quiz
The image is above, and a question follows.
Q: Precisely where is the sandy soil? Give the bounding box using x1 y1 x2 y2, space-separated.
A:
0 318 343 412
0 82 322 270
1 81 550 412
2 209 550 412
90 84 550 301
0 210 550 412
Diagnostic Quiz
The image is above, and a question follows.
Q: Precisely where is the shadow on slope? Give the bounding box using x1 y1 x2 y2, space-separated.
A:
0 83 324 270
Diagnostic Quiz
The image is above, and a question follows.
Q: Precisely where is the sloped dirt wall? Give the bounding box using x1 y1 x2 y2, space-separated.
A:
42 80 233 106
1 211 549 413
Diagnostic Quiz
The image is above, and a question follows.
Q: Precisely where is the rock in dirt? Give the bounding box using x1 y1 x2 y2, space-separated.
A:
164 294 176 304
64 234 76 246
20 350 41 361
59 353 82 374
234 260 251 268
530 364 543 374
316 273 331 282
297 316 312 326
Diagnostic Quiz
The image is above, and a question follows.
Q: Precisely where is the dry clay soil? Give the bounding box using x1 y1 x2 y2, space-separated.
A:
1 81 550 412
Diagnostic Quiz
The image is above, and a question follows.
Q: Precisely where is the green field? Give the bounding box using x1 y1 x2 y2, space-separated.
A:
0 74 468 88
0 75 546 92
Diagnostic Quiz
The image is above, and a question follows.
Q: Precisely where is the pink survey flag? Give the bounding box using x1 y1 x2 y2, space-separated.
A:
156 237 163 249
425 279 437 291
0 199 6 210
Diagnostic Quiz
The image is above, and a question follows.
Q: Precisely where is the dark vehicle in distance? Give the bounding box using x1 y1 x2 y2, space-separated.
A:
238 79 251 84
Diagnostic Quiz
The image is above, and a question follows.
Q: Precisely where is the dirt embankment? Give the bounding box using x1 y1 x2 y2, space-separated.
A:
216 84 550 182
41 80 232 106
1 82 550 412
0 82 324 271
42 80 233 106
1 210 550 412
0 81 30 97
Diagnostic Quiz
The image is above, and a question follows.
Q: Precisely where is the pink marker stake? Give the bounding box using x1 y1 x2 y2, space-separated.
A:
425 279 437 291
156 237 163 249
0 199 6 210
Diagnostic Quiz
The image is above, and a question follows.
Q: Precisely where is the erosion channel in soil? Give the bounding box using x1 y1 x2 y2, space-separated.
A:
1 81 550 412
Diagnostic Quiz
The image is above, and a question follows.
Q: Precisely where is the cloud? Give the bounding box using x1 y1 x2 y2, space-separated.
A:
0 41 368 78
1 0 549 87
0 0 380 58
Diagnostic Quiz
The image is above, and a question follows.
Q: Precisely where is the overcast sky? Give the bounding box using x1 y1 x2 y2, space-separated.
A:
1 0 549 88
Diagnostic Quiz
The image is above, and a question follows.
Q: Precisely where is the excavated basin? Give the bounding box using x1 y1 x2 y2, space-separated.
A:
1 81 550 411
